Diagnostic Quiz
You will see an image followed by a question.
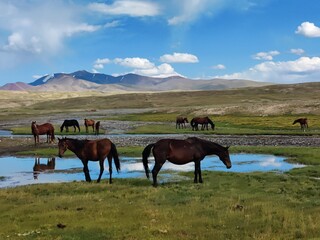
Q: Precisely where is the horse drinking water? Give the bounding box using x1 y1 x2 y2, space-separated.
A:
58 137 120 184
142 137 231 186
31 121 55 146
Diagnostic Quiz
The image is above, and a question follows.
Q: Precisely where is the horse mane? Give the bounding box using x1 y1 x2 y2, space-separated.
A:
65 137 89 148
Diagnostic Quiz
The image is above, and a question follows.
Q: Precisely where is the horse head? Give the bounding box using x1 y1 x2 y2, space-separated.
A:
58 138 68 158
218 146 232 169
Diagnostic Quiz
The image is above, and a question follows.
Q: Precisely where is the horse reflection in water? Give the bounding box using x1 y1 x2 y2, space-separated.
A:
142 137 231 187
33 157 56 179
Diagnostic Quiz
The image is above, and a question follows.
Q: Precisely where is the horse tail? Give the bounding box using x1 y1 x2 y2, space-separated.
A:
190 118 195 127
110 142 120 172
51 127 55 142
142 143 155 179
208 118 215 130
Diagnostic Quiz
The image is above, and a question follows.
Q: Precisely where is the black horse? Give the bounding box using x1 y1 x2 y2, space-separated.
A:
142 137 231 186
60 119 81 132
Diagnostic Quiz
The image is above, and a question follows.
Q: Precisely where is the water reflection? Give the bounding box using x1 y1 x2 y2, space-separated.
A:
0 154 305 188
33 157 55 179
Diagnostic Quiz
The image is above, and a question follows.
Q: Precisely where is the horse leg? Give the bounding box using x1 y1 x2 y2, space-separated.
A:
73 126 76 132
92 125 95 133
151 160 165 187
66 126 69 132
97 159 105 183
107 156 113 184
82 160 91 182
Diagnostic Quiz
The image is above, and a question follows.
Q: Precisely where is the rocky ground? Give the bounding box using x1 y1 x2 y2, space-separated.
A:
0 119 319 157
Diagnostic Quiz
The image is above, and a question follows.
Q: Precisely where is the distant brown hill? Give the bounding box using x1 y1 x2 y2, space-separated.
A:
0 70 272 92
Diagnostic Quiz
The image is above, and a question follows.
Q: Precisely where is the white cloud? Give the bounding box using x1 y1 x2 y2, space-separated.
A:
0 1 100 57
160 52 199 63
290 48 305 55
104 20 121 28
114 57 155 69
212 64 226 70
88 1 160 17
295 22 320 38
167 0 255 25
218 57 320 83
253 51 280 61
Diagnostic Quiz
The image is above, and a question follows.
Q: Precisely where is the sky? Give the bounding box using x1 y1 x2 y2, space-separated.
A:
1 0 320 85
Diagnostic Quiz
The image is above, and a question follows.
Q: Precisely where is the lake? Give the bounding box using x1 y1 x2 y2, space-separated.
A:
0 154 304 188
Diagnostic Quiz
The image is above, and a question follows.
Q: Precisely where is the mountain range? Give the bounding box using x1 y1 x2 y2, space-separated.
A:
0 70 271 92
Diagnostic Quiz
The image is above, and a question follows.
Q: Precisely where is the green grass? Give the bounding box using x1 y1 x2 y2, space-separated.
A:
0 171 319 240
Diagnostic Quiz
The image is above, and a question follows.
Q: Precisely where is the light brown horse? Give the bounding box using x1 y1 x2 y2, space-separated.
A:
95 121 101 135
293 118 308 131
33 157 55 179
142 137 231 186
176 116 188 129
58 137 120 184
84 119 95 133
31 121 55 146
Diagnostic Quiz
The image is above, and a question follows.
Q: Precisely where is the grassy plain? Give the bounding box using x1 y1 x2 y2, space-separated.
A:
0 83 320 239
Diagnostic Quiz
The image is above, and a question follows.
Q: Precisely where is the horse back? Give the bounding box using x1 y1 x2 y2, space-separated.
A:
83 138 112 159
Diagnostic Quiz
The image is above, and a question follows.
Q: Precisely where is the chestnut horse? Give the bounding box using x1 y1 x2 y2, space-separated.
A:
60 119 80 132
176 116 188 129
33 157 55 179
190 116 215 131
58 137 120 184
293 118 308 131
84 119 95 133
31 121 55 145
95 121 101 135
142 137 231 186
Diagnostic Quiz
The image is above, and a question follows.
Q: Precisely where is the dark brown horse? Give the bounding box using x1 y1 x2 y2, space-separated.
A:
176 116 188 129
31 121 55 145
142 137 231 186
58 137 120 183
84 119 95 133
190 116 215 131
95 121 101 135
33 157 55 179
293 118 308 131
60 119 80 132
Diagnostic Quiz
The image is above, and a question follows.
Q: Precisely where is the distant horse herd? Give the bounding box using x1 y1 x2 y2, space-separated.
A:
30 116 309 186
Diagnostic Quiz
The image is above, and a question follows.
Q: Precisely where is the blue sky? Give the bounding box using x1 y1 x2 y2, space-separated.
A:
1 0 320 85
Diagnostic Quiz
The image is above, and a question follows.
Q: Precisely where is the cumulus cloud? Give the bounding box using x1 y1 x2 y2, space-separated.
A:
92 57 178 77
160 52 199 63
0 1 100 57
252 51 280 61
218 57 320 83
88 1 160 17
295 22 320 38
93 58 111 69
211 64 226 70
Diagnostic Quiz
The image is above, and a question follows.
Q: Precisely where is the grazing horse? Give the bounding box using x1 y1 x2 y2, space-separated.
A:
176 116 188 129
293 118 308 131
84 119 95 133
95 121 101 135
33 157 55 179
58 137 120 184
60 119 80 132
190 116 215 131
142 137 231 186
31 121 55 146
